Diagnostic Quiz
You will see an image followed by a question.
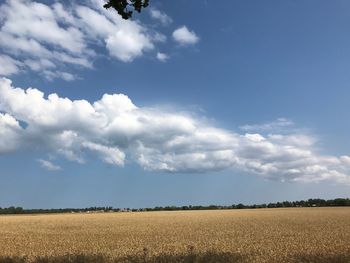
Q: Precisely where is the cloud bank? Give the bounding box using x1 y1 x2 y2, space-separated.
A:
0 77 350 184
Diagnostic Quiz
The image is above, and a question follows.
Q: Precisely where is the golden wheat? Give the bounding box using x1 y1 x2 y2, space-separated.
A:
0 208 350 262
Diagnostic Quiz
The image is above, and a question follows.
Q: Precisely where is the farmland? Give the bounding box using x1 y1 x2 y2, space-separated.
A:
0 208 350 262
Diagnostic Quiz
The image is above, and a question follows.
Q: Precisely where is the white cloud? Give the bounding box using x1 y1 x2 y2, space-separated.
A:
105 31 154 62
0 0 160 79
75 4 154 62
156 52 169 62
173 26 199 45
152 32 167 43
150 8 172 25
1 77 350 184
0 113 22 153
240 118 294 132
0 55 22 75
37 159 61 171
43 71 76 82
1 0 86 53
82 142 125 166
24 59 55 72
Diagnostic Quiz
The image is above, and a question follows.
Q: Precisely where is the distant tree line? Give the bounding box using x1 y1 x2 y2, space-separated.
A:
0 206 118 215
140 198 350 211
1 199 350 215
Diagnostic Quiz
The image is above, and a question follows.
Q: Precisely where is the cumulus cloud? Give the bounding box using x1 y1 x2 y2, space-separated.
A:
75 4 154 62
82 141 125 166
1 77 350 184
0 113 23 153
172 26 199 45
0 0 160 79
150 8 172 25
156 52 169 62
37 159 61 171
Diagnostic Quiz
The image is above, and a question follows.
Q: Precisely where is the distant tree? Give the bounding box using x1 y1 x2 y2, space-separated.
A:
103 0 150 20
333 198 350 206
282 201 292 207
267 203 276 208
236 203 245 209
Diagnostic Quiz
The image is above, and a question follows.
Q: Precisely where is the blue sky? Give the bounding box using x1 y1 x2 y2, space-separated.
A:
0 0 350 208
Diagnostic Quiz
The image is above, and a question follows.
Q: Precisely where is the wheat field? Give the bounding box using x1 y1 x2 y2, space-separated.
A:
0 208 350 262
